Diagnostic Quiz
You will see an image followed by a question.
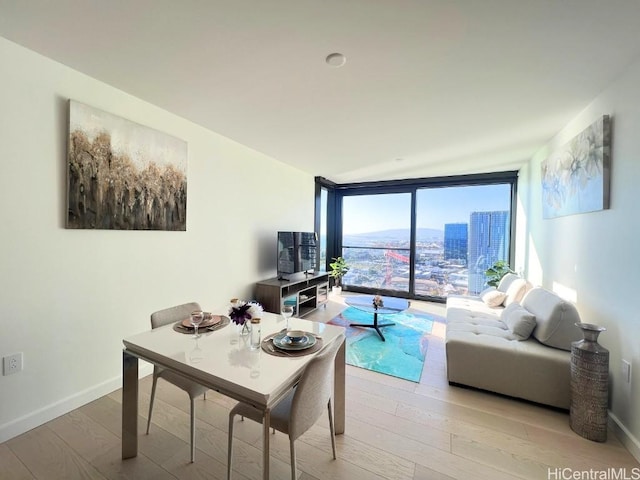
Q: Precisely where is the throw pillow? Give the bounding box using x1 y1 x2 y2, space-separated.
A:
501 303 537 340
497 273 520 293
503 278 530 307
481 288 507 308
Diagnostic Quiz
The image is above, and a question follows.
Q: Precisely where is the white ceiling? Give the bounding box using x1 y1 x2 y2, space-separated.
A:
2 0 640 183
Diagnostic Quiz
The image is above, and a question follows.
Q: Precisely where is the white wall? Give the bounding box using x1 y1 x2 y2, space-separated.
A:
516 56 640 456
0 37 315 441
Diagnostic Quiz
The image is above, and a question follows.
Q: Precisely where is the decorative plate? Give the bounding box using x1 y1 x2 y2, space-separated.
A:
181 315 222 329
272 332 317 351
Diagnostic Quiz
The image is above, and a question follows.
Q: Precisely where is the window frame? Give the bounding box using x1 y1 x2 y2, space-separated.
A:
315 171 518 302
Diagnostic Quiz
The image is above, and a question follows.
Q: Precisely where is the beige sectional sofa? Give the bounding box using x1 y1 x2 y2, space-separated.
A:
445 274 583 409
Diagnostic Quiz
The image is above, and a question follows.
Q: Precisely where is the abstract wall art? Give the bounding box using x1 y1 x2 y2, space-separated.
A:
67 100 188 230
542 115 611 219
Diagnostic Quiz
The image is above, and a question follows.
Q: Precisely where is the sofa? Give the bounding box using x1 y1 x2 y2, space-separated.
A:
445 274 583 409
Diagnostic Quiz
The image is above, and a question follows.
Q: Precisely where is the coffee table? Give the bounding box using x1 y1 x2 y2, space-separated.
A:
344 295 410 341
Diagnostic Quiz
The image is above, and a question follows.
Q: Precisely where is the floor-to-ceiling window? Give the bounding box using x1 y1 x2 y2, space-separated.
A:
341 193 412 293
414 184 512 298
317 173 517 302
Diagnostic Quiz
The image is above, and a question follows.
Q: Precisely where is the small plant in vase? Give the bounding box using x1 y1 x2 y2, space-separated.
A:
329 256 349 295
228 299 263 336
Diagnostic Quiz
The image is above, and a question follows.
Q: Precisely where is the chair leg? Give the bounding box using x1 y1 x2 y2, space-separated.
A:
146 373 159 435
190 397 196 463
227 414 235 480
289 438 297 480
203 391 207 400
327 399 337 459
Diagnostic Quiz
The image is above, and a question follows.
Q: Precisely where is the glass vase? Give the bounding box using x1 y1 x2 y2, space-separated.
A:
240 321 251 336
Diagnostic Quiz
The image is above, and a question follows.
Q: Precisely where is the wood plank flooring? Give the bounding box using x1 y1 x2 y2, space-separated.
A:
2 298 638 479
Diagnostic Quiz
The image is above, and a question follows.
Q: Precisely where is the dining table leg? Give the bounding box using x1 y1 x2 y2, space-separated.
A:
122 350 139 459
334 338 346 434
262 409 271 479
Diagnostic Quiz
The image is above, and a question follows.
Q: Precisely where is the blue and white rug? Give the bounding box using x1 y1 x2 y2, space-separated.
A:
328 307 436 382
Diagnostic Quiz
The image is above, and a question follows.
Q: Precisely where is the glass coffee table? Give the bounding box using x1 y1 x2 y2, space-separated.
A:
344 295 410 341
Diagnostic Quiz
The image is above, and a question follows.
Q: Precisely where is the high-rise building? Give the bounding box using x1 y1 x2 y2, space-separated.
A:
468 211 510 294
444 223 468 264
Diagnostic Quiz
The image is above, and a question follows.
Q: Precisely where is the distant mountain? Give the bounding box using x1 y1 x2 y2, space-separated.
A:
344 228 443 242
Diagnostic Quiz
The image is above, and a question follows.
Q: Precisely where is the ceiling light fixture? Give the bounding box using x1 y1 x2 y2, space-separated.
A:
325 52 346 67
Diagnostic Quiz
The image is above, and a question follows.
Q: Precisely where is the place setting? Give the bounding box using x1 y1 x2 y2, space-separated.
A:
262 329 323 357
173 311 230 336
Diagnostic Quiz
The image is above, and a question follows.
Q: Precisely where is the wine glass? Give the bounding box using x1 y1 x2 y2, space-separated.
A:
281 305 294 331
190 310 204 339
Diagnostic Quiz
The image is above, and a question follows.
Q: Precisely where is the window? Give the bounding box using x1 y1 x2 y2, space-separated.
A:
341 193 411 293
317 172 517 302
415 184 512 298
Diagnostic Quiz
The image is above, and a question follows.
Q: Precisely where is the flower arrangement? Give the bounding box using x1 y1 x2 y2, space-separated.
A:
228 299 263 326
372 295 384 309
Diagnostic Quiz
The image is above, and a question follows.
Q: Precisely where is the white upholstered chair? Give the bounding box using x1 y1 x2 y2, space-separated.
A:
147 302 209 463
226 334 345 480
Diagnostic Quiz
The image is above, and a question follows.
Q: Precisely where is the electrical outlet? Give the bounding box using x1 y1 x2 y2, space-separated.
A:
3 353 23 376
622 359 631 383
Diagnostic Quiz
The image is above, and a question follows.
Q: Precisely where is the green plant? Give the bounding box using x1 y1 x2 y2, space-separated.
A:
329 256 350 288
484 260 514 287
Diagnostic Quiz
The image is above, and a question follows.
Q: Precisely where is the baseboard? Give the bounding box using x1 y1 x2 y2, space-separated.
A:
609 411 640 463
0 364 152 444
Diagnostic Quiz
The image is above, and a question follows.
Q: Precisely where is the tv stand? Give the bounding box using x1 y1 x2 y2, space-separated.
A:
255 271 329 318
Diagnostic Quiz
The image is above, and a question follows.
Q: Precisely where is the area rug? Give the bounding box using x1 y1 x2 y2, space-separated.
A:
328 306 437 382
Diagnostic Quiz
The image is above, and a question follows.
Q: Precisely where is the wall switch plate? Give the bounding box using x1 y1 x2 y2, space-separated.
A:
622 359 631 383
3 353 23 376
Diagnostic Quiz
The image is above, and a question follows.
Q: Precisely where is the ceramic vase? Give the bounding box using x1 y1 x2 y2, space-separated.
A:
570 323 609 442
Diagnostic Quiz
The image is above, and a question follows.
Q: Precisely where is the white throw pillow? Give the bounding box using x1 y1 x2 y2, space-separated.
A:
481 288 507 308
503 278 530 307
501 303 536 340
497 273 520 292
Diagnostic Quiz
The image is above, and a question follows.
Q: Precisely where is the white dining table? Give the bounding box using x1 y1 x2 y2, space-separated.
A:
121 311 346 479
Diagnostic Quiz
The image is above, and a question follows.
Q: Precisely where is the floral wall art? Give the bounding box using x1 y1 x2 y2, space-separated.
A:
67 100 188 230
541 115 611 219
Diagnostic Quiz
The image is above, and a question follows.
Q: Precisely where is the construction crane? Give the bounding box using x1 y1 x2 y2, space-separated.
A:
384 250 410 287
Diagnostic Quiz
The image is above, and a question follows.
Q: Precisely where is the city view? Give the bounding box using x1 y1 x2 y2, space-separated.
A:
338 211 509 298
322 185 513 299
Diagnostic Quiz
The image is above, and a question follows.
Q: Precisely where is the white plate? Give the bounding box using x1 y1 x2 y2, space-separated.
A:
273 332 317 351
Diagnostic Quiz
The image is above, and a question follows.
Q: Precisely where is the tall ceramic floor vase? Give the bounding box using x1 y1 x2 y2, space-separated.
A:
570 323 609 442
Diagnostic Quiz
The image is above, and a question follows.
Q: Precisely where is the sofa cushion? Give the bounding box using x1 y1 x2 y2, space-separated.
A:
521 287 582 351
503 278 531 307
497 273 520 292
501 303 536 340
480 287 507 307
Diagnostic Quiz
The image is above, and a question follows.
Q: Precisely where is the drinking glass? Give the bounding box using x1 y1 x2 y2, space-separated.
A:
250 318 261 350
190 310 204 339
281 305 294 331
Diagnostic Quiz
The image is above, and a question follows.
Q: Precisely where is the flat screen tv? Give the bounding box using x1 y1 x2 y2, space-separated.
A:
277 231 317 279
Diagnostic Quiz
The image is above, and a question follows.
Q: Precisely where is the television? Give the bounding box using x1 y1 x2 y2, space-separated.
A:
277 231 317 280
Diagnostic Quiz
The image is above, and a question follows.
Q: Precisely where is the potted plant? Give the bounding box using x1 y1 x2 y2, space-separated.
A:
329 256 349 295
484 260 514 287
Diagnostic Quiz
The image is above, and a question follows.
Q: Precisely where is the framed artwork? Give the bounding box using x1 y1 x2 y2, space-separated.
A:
66 100 188 230
542 115 611 219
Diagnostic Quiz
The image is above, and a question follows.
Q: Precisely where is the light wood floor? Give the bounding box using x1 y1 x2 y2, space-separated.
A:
2 298 638 479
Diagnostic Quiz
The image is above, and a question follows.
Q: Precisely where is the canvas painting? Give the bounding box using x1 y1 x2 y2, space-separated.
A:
541 115 611 219
67 101 188 230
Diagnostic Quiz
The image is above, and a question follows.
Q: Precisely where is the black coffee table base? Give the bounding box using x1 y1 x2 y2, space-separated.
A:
350 312 395 341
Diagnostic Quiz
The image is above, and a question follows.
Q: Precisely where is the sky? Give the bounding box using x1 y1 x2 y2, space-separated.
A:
341 184 511 234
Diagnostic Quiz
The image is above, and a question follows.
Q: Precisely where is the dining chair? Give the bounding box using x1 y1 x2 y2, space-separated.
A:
226 334 345 480
147 302 209 463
